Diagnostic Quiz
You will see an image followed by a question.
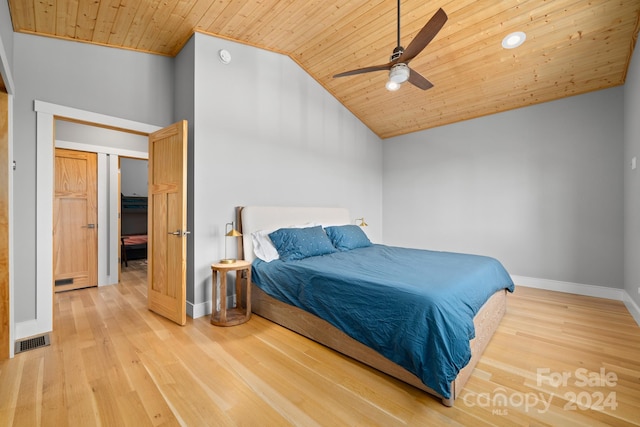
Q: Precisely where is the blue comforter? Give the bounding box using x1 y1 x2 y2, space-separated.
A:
251 244 514 399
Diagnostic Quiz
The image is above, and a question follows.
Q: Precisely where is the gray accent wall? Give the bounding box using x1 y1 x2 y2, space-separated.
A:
624 44 640 307
188 33 383 315
12 33 174 322
383 88 625 289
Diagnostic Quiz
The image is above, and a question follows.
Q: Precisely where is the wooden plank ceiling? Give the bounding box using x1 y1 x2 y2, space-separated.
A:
8 0 640 139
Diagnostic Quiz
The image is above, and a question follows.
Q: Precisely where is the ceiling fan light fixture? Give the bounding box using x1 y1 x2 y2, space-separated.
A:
386 80 402 91
502 31 526 49
387 63 410 90
333 6 447 92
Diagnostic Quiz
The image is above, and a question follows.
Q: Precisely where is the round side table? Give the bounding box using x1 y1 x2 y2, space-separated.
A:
210 260 252 326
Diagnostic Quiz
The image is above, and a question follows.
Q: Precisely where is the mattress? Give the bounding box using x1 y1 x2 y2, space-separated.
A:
122 234 148 245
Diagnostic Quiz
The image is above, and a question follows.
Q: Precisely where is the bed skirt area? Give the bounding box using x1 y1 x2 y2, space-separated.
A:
250 282 507 406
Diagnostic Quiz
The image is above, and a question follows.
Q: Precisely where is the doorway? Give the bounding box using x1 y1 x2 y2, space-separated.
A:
21 101 160 340
25 102 187 342
120 158 149 273
54 120 149 289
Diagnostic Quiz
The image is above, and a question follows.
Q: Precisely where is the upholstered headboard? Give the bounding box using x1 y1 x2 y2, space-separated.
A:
237 206 351 263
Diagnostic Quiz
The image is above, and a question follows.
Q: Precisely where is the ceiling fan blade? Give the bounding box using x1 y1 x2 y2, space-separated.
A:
408 69 433 90
333 63 392 78
398 8 447 64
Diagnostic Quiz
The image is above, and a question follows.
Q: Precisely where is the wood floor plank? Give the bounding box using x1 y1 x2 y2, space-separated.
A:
0 352 22 426
40 344 69 427
1 259 639 426
109 334 180 426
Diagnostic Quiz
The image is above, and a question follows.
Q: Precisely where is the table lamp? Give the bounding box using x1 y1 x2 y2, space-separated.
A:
221 222 242 264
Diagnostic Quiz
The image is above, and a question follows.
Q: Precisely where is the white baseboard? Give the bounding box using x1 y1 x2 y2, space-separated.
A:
188 296 236 320
623 292 640 326
511 275 640 327
511 275 624 300
187 300 211 319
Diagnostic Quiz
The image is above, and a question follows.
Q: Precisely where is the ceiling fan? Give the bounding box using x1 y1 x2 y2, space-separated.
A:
333 2 447 91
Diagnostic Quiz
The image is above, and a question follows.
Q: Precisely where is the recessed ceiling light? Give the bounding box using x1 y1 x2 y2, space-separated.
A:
502 31 526 49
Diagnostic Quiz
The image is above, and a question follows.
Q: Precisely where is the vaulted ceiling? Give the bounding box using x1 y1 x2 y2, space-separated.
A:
8 0 640 138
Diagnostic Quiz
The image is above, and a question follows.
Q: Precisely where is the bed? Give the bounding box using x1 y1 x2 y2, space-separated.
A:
236 206 514 406
121 195 148 266
121 234 148 266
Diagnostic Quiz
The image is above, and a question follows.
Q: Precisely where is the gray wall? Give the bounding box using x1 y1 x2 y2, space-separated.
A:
189 33 383 314
56 120 148 153
383 87 625 289
173 35 196 304
120 158 148 197
624 44 640 306
12 33 174 322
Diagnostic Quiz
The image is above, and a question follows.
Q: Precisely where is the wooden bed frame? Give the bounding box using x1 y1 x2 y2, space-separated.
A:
236 206 507 406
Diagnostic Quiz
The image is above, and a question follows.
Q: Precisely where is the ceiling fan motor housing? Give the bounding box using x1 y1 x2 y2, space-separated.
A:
390 46 404 61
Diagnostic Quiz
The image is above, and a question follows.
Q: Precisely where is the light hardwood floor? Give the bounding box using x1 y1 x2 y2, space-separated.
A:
1 260 639 426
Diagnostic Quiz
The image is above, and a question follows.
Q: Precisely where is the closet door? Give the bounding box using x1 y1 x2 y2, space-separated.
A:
53 148 98 292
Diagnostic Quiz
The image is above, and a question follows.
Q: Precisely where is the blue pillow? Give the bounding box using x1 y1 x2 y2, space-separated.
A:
268 226 337 261
324 225 372 251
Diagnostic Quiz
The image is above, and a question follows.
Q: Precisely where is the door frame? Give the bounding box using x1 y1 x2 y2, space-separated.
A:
18 101 161 341
56 140 147 287
1 36 15 358
1 89 11 359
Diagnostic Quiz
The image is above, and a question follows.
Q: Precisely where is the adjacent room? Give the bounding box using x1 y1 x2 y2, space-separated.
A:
1 1 639 425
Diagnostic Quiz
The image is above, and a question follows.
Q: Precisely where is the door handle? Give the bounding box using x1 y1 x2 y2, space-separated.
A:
168 230 181 235
82 224 96 229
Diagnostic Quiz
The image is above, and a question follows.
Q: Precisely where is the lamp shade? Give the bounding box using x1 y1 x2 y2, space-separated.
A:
226 228 242 237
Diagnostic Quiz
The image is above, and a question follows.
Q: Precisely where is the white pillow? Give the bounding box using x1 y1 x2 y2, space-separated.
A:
251 223 319 262
320 222 350 228
251 229 280 262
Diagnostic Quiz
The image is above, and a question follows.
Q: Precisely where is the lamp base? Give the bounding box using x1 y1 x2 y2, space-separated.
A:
220 258 236 264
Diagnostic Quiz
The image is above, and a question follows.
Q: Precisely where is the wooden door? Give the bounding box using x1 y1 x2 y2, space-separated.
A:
147 121 188 325
0 90 9 359
53 149 98 292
